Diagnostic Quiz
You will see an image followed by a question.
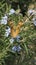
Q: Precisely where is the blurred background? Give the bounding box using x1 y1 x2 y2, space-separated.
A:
0 0 36 65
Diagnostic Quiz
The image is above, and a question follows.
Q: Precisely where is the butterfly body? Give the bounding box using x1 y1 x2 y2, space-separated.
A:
11 26 20 38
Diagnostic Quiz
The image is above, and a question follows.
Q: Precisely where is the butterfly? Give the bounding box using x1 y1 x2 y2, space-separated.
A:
9 21 24 38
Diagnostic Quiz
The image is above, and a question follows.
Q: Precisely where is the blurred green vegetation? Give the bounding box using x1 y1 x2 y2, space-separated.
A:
0 0 36 65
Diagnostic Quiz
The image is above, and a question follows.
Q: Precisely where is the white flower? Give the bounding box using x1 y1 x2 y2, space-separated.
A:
33 21 36 26
9 38 14 44
1 19 7 25
28 9 33 14
17 45 21 52
12 46 17 52
9 9 15 15
1 15 8 25
32 18 36 26
12 45 21 52
2 15 8 20
32 10 36 15
5 27 10 37
28 9 36 16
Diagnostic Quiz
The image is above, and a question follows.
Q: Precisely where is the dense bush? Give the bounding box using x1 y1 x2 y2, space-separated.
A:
0 0 36 65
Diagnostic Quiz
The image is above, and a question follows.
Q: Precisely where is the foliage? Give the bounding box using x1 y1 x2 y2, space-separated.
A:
0 0 36 65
